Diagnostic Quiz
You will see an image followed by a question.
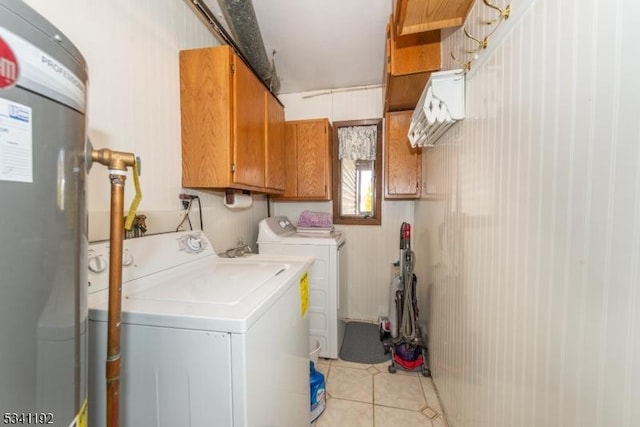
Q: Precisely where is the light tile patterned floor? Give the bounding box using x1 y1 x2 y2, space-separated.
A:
312 358 448 427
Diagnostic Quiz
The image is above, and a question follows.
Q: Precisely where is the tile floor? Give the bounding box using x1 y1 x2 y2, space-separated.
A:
312 357 448 427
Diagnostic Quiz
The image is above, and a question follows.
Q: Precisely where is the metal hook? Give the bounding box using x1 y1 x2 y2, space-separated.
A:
463 27 488 53
450 52 472 74
482 0 511 25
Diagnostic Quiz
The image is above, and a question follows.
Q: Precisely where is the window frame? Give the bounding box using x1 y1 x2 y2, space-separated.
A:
332 118 383 226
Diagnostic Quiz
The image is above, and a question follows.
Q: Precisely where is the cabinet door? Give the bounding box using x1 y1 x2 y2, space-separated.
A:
265 92 285 192
233 56 265 188
297 120 330 199
283 123 298 198
180 47 233 188
385 111 421 198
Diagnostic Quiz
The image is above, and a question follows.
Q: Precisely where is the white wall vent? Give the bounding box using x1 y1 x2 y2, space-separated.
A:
408 69 465 147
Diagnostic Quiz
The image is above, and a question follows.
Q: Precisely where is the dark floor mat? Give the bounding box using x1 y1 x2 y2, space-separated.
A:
339 321 390 364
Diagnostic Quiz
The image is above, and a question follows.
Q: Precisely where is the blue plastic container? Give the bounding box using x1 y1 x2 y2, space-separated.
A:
310 361 326 422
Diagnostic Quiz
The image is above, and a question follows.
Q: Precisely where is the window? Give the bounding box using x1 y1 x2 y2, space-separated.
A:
332 119 382 225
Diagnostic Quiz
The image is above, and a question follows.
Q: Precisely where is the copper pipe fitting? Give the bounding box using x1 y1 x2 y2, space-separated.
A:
91 148 136 171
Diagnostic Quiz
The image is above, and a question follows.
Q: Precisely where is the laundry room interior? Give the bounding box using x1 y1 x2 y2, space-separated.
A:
3 0 640 426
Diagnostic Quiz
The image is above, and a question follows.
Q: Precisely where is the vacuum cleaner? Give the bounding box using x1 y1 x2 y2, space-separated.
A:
382 222 431 376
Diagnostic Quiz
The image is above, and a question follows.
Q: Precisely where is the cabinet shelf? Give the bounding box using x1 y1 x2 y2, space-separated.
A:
383 14 441 113
394 0 476 35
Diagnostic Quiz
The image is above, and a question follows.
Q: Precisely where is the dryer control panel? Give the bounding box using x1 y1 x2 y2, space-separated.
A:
259 216 297 239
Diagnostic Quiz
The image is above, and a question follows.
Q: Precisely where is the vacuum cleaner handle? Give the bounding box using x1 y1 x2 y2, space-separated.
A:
400 222 411 249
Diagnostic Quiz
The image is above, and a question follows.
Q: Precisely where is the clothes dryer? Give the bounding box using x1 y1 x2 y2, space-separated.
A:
258 216 346 359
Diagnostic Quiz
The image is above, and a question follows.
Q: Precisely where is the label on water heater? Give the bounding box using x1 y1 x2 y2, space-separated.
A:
0 27 85 112
0 97 32 183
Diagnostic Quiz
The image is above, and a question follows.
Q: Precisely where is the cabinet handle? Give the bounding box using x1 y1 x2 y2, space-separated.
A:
231 163 236 173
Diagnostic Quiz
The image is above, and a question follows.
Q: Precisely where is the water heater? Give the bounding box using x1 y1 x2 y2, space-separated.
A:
0 1 88 425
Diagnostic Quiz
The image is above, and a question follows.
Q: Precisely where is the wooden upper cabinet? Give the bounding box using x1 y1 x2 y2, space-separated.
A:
394 0 475 35
385 111 422 199
265 91 285 192
180 46 233 189
384 14 440 112
180 45 284 194
282 122 298 198
297 120 331 198
233 55 265 188
278 119 332 201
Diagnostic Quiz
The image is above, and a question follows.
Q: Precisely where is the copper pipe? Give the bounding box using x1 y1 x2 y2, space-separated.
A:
90 148 136 427
106 174 125 427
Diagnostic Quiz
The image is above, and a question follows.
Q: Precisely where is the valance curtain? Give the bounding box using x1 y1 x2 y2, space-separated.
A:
337 125 377 160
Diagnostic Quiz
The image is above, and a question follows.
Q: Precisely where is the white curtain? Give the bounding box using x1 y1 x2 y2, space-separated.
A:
338 125 377 160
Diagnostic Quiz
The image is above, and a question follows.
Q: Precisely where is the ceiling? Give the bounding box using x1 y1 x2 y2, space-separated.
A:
200 0 392 95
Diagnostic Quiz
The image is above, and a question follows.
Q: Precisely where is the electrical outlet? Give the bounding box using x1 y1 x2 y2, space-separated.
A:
178 193 194 210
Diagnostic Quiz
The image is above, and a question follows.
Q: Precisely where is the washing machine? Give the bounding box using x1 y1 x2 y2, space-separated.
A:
257 216 346 359
87 230 312 427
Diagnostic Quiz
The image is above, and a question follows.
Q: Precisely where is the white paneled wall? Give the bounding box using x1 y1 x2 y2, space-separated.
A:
23 1 410 319
415 0 640 426
24 0 268 251
275 88 414 321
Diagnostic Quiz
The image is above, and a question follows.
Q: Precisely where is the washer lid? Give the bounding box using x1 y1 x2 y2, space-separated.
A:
127 261 286 305
88 256 312 333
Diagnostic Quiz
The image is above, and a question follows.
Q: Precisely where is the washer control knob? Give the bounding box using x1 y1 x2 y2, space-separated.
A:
178 233 207 254
88 255 107 273
186 235 203 252
278 220 287 228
